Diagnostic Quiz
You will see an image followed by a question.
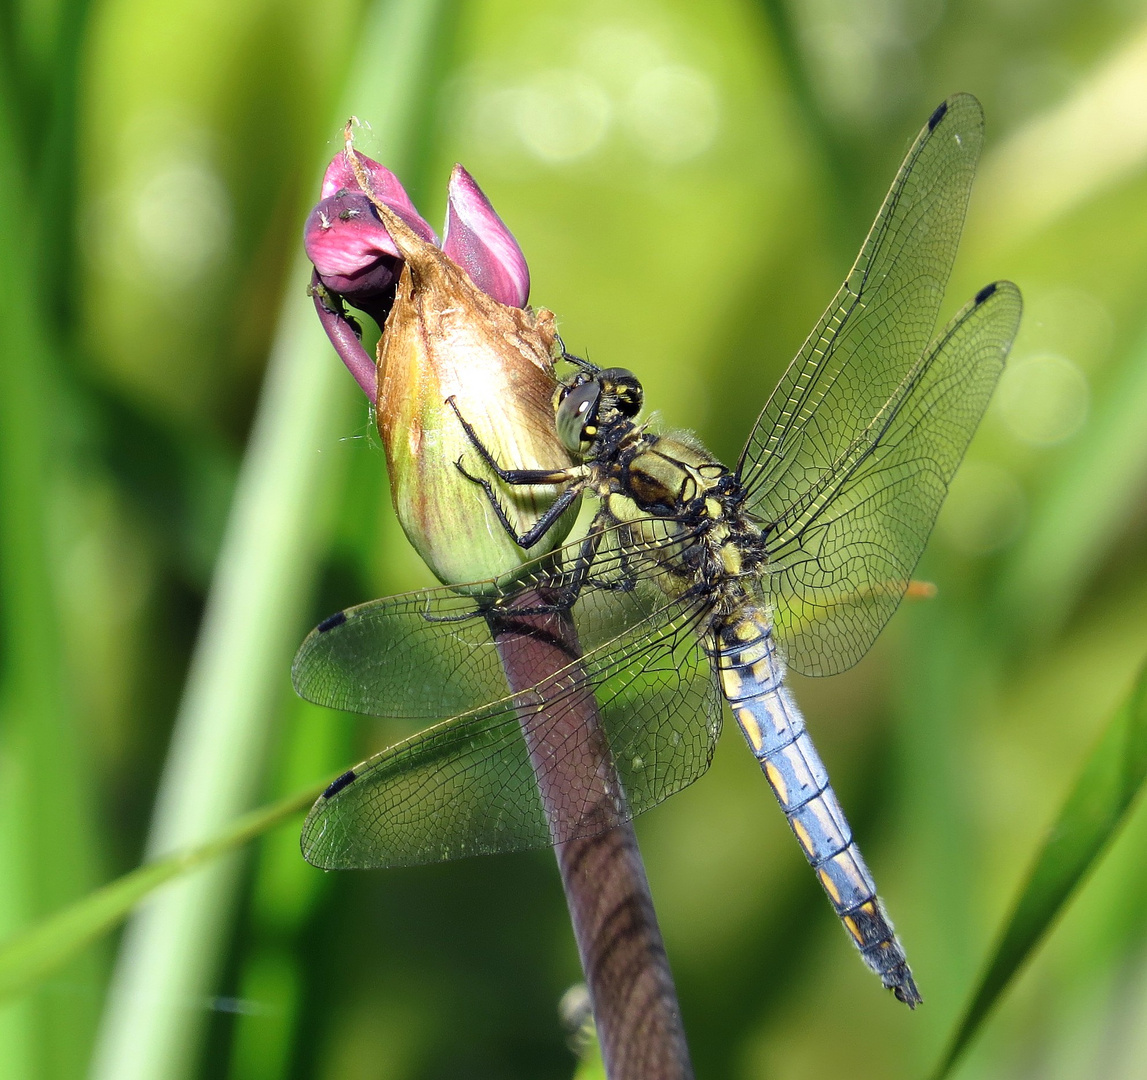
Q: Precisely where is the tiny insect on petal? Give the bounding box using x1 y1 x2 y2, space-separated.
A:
320 149 437 245
304 192 402 289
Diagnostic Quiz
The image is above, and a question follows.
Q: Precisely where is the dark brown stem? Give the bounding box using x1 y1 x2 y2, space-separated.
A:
489 590 694 1080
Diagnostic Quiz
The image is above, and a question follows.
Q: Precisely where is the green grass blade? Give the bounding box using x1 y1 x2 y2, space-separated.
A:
0 54 103 1080
0 782 325 1004
932 656 1147 1079
89 2 459 1078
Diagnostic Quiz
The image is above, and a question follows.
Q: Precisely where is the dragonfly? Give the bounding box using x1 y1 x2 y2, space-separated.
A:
293 93 1021 1006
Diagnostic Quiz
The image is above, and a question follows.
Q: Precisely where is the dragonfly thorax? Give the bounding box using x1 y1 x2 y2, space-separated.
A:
554 366 767 592
586 424 769 610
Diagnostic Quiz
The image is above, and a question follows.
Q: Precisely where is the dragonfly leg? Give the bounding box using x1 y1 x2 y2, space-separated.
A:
555 520 639 599
577 538 639 595
446 396 582 486
557 343 597 373
454 457 583 549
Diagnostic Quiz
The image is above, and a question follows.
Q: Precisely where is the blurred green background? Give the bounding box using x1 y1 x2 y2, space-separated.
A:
4 0 1147 1077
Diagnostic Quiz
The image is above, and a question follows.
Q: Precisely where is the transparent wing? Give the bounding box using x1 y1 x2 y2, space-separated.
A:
292 522 682 720
763 281 1022 674
295 528 722 868
738 94 983 508
293 586 512 721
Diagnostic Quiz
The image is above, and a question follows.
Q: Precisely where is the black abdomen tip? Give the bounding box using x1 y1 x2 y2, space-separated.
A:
317 610 347 633
975 282 998 304
892 970 923 1009
928 101 948 131
323 769 356 798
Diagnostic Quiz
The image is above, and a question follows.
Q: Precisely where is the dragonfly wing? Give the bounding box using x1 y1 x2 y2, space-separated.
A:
570 584 722 819
301 591 720 868
737 94 983 508
764 280 1022 675
292 586 510 720
292 522 688 720
300 686 554 867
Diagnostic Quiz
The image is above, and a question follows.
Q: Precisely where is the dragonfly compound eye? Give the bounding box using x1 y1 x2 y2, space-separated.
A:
556 380 603 454
598 368 643 418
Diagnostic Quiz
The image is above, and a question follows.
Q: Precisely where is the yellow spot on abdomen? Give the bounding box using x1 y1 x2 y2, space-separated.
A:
737 708 763 752
843 915 862 943
720 666 743 699
818 868 841 904
792 818 814 857
764 759 788 803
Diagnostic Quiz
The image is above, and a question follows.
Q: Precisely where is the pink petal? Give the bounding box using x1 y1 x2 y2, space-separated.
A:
311 271 378 405
442 165 530 307
319 150 437 243
305 192 401 274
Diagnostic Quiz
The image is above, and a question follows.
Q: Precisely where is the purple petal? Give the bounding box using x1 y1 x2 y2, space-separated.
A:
319 150 437 243
304 192 406 316
320 151 362 198
306 192 401 267
442 165 530 307
310 270 378 404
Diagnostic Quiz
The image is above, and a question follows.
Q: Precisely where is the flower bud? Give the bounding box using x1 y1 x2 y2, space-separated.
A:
304 134 577 586
371 200 577 588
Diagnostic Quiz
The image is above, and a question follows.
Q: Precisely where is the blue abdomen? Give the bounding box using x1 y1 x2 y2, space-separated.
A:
707 611 921 1007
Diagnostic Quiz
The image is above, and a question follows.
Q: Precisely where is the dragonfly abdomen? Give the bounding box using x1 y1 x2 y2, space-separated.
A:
709 613 922 1007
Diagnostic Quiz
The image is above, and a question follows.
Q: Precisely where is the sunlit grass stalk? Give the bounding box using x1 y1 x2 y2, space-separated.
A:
87 270 354 1080
89 2 457 1077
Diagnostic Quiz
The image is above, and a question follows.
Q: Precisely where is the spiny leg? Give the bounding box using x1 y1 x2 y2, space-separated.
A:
447 396 583 486
454 457 584 550
447 394 588 549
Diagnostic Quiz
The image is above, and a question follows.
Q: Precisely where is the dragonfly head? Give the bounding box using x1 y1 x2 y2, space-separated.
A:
555 368 644 456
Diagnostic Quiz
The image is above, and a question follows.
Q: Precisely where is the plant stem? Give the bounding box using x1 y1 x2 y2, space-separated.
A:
490 591 694 1080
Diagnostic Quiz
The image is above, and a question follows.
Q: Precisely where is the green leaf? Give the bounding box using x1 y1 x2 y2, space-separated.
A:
0 782 325 1004
932 656 1147 1079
